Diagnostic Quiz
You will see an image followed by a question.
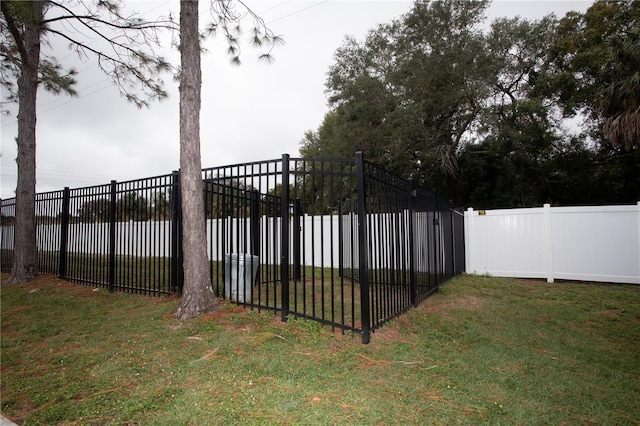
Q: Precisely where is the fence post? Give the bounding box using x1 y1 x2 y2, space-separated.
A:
636 202 640 282
544 203 554 283
408 179 417 307
171 170 183 295
433 192 440 288
452 208 464 276
355 152 371 344
449 204 455 280
280 154 290 322
465 208 473 273
58 187 70 279
250 190 260 257
108 180 117 293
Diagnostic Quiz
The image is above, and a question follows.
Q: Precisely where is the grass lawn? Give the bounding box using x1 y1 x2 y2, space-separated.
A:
1 273 639 425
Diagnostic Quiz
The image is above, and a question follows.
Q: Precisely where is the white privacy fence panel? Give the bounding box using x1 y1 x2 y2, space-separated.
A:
1 226 14 250
2 212 437 271
465 207 548 279
301 215 343 268
550 205 639 283
1 216 348 268
465 203 640 284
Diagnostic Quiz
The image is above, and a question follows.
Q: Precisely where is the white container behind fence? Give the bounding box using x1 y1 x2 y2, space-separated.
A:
465 203 640 284
224 253 259 303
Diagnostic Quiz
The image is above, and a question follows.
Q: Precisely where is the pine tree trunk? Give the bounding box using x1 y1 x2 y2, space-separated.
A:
175 0 220 318
5 3 43 285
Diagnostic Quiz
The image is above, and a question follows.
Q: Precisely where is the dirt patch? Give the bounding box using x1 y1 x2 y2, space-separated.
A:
18 274 75 288
1 305 30 315
422 294 485 318
448 294 485 310
416 293 488 324
4 274 101 297
598 310 620 320
201 305 246 321
371 316 417 344
5 274 179 305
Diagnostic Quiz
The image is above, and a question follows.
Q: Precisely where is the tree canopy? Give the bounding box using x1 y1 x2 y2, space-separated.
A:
301 0 639 208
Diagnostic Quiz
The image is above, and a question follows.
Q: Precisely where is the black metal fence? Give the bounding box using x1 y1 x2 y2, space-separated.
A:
1 152 464 343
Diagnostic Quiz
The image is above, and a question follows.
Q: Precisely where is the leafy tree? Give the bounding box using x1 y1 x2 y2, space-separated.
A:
600 16 640 151
203 178 256 219
151 191 171 221
117 192 149 221
452 9 640 208
1 0 174 284
304 0 639 208
455 15 566 207
289 159 358 216
77 198 110 223
392 0 491 179
536 0 640 205
304 0 493 194
547 0 640 150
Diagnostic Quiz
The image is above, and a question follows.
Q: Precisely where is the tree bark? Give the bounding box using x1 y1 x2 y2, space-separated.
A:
4 2 43 285
175 0 220 318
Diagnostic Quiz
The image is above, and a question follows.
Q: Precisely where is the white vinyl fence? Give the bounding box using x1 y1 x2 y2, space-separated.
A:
465 203 640 284
5 204 637 284
1 211 442 271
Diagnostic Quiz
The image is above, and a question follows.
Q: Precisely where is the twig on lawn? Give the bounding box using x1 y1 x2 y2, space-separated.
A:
358 354 424 366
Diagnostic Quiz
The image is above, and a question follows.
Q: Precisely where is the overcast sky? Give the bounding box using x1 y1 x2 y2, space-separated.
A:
0 0 591 199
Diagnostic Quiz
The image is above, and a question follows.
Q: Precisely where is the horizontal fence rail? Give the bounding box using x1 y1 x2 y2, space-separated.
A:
1 152 464 343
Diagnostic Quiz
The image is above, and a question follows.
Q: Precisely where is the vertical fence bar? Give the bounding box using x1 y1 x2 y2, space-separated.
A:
309 160 316 317
449 206 455 281
171 170 183 294
250 189 260 257
58 187 70 279
280 154 290 322
171 171 178 293
355 152 371 344
292 198 301 281
408 179 417 307
330 164 337 321
433 192 440 288
318 163 324 318
298 164 306 315
108 180 117 293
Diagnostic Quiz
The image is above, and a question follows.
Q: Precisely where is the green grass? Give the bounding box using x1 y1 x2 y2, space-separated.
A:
1 274 639 425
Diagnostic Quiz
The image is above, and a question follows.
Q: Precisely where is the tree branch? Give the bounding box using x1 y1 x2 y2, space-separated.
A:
41 13 177 32
1 1 29 68
44 2 170 62
45 27 132 71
